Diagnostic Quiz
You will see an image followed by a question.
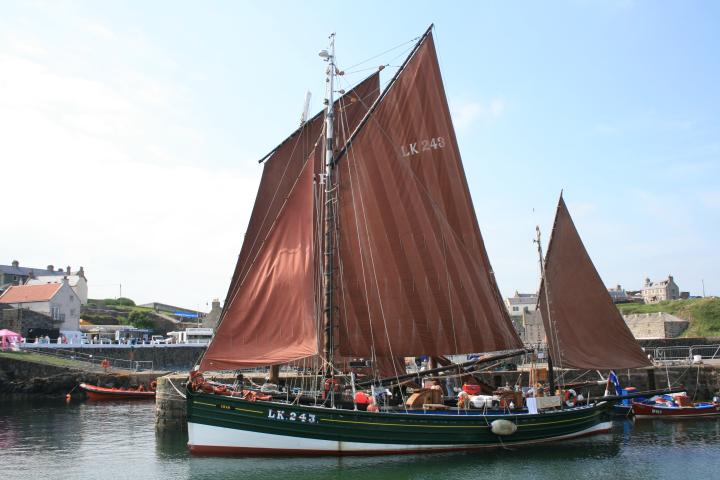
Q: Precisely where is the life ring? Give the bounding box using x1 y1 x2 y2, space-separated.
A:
564 389 577 407
213 384 228 395
243 390 258 402
100 359 110 369
150 380 157 391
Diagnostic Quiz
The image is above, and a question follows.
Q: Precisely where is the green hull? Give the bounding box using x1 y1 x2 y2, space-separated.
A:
187 389 612 455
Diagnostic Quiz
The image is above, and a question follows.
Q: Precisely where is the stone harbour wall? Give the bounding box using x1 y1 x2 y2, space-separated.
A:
0 355 162 396
23 345 205 371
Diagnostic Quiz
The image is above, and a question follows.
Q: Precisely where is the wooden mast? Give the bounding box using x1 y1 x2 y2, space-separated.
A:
535 225 556 393
320 33 337 406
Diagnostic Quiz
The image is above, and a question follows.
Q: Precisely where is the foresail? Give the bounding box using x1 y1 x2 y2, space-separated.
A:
334 32 523 358
538 195 651 370
202 74 380 370
200 157 316 369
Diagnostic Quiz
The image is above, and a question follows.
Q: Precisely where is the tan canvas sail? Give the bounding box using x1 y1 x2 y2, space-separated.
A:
334 32 523 358
538 195 651 370
200 157 316 369
221 73 380 316
201 74 380 370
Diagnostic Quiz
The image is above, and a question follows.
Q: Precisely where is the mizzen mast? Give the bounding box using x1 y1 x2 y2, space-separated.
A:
534 225 557 393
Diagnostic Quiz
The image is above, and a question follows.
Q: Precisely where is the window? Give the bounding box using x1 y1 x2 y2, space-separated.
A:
512 306 519 312
70 309 75 316
70 295 74 302
51 306 60 320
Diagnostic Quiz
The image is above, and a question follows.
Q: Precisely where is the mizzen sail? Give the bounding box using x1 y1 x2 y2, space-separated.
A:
334 32 523 358
538 195 651 370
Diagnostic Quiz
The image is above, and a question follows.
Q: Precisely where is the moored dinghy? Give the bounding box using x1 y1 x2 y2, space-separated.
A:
79 382 156 400
186 25 649 456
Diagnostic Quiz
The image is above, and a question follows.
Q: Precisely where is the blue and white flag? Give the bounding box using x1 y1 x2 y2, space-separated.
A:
607 370 622 396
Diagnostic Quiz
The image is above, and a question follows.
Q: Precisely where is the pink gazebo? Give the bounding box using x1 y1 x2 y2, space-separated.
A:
0 329 22 351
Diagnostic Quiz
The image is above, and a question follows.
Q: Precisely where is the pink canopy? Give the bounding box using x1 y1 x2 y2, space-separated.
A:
0 329 22 351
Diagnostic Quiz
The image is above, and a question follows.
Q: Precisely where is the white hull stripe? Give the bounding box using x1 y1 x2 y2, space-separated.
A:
187 421 613 454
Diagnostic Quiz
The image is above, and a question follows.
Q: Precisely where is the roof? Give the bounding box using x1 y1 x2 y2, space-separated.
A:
27 275 82 287
507 294 538 305
0 264 65 277
0 284 63 303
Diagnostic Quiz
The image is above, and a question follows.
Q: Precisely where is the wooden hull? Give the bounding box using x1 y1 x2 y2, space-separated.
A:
80 383 155 401
631 401 720 419
187 388 612 456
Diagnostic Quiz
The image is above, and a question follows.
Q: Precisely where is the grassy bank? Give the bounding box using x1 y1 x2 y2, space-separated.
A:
0 351 94 369
618 297 720 337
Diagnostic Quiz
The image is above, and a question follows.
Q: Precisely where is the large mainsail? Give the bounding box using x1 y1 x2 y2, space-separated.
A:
334 31 523 358
538 195 651 370
200 74 380 370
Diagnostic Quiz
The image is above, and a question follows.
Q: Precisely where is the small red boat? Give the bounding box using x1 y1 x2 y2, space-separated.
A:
631 393 720 418
79 382 156 401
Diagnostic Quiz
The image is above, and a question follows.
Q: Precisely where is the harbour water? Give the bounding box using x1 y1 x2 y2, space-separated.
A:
1 398 719 480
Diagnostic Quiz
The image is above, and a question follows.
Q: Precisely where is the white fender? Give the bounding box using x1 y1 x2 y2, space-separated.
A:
491 419 517 436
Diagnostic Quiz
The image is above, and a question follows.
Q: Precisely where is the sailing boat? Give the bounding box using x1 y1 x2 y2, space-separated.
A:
186 26 642 455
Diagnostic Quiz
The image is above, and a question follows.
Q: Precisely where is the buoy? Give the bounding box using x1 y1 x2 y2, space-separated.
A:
65 393 71 402
490 419 517 436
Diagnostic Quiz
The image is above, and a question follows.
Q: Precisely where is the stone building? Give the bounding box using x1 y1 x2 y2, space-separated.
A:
0 304 58 338
519 310 546 346
641 275 680 304
607 285 628 303
0 280 81 331
202 298 222 330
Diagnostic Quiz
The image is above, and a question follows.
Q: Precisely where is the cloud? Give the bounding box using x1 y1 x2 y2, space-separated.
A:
450 98 506 130
0 16 259 309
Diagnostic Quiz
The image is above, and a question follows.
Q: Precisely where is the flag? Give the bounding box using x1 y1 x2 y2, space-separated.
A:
605 370 622 396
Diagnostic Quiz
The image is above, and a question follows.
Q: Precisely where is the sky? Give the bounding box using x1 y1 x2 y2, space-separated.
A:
1 1 718 310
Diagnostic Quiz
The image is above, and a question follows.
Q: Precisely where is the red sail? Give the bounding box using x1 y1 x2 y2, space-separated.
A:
222 73 380 313
538 195 651 370
200 157 316 369
201 74 380 370
334 33 523 358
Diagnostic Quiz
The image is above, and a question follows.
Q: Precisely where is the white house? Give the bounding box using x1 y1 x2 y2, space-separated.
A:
0 279 81 331
26 271 88 305
505 291 538 317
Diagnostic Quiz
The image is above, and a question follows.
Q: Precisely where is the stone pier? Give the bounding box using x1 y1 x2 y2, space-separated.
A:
155 373 189 430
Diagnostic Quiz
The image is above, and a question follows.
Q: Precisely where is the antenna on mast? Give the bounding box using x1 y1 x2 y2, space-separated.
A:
299 91 312 126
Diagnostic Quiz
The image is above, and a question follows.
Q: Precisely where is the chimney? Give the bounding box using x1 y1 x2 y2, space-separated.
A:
11 260 19 268
644 277 650 286
66 266 71 275
58 268 64 273
62 276 69 285
47 265 54 272
212 298 221 309
78 266 85 278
